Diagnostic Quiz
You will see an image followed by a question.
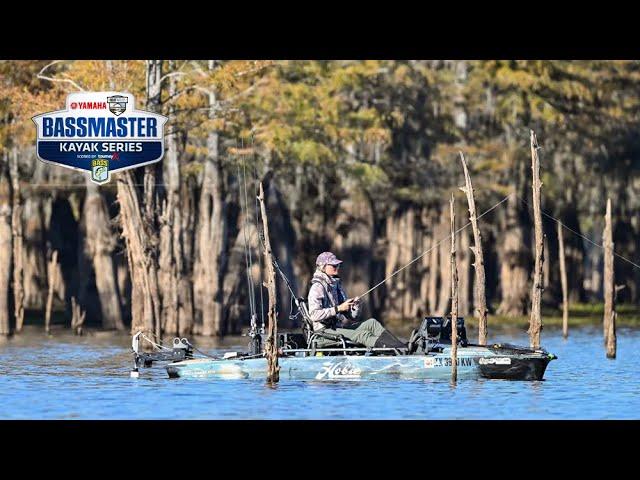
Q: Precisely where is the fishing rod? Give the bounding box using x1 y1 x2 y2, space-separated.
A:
237 139 262 341
357 193 513 300
517 195 640 271
252 192 309 325
356 188 640 302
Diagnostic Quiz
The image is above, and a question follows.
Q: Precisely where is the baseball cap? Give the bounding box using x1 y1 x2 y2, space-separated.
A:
316 251 343 266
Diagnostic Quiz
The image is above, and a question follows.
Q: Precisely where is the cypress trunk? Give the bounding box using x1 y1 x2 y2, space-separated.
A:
10 149 24 333
0 163 12 336
83 180 124 330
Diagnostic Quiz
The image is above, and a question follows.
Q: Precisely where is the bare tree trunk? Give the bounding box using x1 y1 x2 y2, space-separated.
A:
459 152 488 343
528 131 544 349
450 194 458 383
45 250 59 335
258 182 279 383
178 177 196 336
195 63 227 336
10 149 24 333
159 61 188 336
116 171 159 341
70 296 86 335
197 130 227 336
497 150 530 316
419 218 432 315
557 222 569 339
436 212 451 316
428 219 439 313
144 59 163 339
384 213 400 316
83 180 124 330
0 162 12 336
333 189 374 318
384 206 419 319
23 163 47 310
459 226 470 317
158 198 176 334
603 198 616 359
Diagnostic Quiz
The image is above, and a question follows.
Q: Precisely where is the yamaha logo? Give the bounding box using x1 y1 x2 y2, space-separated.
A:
32 91 167 185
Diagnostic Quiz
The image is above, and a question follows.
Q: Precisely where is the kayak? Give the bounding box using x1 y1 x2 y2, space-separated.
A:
164 343 555 381
131 315 557 382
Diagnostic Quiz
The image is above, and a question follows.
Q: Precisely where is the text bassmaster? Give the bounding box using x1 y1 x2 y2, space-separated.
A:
42 117 158 138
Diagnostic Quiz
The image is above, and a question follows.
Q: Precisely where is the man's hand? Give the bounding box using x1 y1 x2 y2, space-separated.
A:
337 298 355 312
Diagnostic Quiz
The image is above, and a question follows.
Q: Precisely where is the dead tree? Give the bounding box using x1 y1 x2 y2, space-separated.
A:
116 171 160 342
436 211 452 315
10 149 24 333
428 220 439 312
143 59 163 339
0 161 11 337
115 61 163 342
459 152 488 344
557 222 569 339
83 180 124 330
459 227 470 316
449 194 458 383
258 182 279 383
159 60 194 336
528 131 544 349
45 250 59 335
70 296 86 335
195 61 227 336
603 198 616 359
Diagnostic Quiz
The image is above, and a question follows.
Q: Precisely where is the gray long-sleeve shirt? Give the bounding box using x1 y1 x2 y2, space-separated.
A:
307 270 360 331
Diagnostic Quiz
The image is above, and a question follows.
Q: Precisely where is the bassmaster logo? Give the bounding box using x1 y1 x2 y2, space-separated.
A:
32 91 167 185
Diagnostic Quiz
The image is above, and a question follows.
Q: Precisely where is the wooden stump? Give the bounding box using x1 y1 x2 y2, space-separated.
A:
45 250 59 335
71 296 86 335
557 222 569 339
603 198 616 359
258 182 279 383
459 152 488 344
528 131 544 349
450 194 458 384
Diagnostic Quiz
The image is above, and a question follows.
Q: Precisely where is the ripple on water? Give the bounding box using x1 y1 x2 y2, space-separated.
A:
0 328 639 419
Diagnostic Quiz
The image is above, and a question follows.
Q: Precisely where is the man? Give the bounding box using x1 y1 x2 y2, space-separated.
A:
307 251 406 350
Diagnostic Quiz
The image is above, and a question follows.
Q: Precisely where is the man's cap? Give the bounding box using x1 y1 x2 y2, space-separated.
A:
316 251 343 266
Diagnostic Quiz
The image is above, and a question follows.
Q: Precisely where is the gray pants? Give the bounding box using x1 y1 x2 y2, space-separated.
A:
314 318 386 349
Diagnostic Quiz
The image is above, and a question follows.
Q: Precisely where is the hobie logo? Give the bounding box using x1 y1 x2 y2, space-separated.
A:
315 361 362 380
32 91 167 185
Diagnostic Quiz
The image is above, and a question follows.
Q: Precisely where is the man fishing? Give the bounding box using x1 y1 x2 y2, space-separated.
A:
307 251 407 350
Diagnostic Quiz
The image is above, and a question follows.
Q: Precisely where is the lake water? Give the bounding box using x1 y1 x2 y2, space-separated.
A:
0 326 638 419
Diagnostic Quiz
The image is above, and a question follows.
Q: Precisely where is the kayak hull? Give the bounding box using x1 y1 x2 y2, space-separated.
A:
165 346 554 381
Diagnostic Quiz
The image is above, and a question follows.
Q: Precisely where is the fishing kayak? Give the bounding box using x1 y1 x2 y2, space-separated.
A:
131 315 557 381
164 343 555 381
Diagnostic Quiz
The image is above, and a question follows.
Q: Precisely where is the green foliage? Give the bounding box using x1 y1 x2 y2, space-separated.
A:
4 59 640 228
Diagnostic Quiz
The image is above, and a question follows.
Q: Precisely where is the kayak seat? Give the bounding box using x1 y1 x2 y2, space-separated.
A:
298 298 364 354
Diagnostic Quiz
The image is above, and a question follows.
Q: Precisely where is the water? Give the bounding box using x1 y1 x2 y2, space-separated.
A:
0 327 638 419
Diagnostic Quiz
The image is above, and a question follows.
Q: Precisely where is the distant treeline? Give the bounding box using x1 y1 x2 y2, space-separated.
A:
1 60 639 338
